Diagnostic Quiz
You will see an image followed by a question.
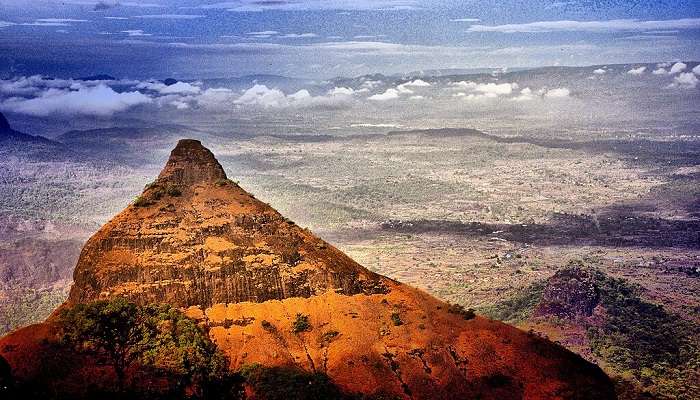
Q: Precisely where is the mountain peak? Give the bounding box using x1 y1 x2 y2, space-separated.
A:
6 139 616 399
68 139 388 307
156 139 227 186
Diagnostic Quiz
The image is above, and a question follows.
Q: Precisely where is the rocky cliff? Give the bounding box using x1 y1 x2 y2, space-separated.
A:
1 139 616 399
67 139 388 308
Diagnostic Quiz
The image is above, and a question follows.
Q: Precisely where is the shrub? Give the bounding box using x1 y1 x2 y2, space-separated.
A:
133 196 151 207
261 320 275 332
390 312 403 326
321 330 339 344
59 299 235 398
447 303 476 320
215 179 231 187
291 313 311 333
166 186 182 197
239 364 345 400
150 188 165 200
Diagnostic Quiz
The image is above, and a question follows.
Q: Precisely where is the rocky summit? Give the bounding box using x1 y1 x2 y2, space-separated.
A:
68 139 389 308
1 140 616 399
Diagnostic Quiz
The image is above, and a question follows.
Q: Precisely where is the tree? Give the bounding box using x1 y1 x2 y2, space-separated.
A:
60 298 150 391
139 304 230 397
59 299 240 398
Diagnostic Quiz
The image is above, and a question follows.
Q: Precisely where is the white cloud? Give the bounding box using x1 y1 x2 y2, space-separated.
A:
35 18 87 23
544 87 570 98
512 87 535 101
451 18 480 22
451 81 518 95
0 21 15 28
17 18 88 27
133 14 205 19
0 84 151 116
395 80 430 95
669 72 698 89
246 30 279 38
593 68 606 75
409 95 424 100
627 66 646 75
669 62 687 74
121 29 151 36
0 75 72 96
192 87 236 109
693 65 700 75
136 81 202 95
400 79 430 87
234 85 288 107
468 18 700 33
233 84 353 108
281 32 318 38
360 79 382 89
653 68 668 75
328 87 355 96
368 88 400 101
463 93 499 101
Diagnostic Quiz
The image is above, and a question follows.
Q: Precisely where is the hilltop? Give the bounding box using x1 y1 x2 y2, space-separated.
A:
0 140 615 399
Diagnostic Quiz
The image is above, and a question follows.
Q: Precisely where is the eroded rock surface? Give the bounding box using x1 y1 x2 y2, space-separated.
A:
3 139 616 399
68 139 388 308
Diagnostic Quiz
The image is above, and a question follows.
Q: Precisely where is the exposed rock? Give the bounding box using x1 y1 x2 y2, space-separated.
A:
2 140 616 399
68 139 389 308
535 265 600 319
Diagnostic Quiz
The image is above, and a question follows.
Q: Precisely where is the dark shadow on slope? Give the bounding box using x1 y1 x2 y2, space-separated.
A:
389 128 700 169
380 211 700 249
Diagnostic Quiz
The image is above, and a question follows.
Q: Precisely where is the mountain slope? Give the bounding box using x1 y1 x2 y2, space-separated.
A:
0 140 616 399
481 263 700 399
0 112 76 161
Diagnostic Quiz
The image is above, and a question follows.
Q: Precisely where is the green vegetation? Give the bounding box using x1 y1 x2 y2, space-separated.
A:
586 273 700 399
479 282 545 324
321 330 339 344
239 364 339 400
482 264 700 400
0 287 68 336
446 303 477 320
166 185 182 197
390 312 403 326
215 179 232 187
291 313 311 333
133 196 151 207
59 298 238 398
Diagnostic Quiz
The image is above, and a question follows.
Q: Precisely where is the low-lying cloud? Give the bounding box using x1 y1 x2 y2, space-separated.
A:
232 84 354 108
368 88 400 101
0 84 151 116
627 66 647 75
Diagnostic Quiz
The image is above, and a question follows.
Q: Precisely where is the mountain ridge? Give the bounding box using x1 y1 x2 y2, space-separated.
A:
1 139 616 399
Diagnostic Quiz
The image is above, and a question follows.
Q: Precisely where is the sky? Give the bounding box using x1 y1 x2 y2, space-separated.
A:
0 0 699 79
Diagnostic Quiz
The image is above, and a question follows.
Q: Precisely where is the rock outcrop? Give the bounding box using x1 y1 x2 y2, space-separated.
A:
535 266 601 320
67 139 388 308
1 139 616 399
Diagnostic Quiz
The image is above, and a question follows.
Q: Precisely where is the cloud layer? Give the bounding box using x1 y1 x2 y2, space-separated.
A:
0 84 151 116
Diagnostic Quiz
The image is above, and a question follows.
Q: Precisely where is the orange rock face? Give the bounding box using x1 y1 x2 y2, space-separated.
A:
1 139 616 399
